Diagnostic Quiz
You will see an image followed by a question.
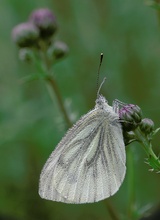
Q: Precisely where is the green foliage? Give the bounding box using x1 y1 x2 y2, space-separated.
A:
1 0 160 220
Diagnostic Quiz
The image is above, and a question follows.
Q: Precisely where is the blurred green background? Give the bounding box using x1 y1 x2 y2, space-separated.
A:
1 0 160 219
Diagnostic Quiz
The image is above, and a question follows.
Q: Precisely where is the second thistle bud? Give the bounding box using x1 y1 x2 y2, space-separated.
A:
12 22 39 48
48 41 69 60
139 118 154 135
119 104 142 131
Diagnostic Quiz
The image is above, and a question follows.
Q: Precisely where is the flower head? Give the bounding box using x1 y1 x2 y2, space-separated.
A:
119 104 142 131
29 8 57 38
12 22 39 47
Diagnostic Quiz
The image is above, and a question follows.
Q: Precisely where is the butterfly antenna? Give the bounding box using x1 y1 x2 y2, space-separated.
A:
96 53 106 97
97 77 106 97
96 53 103 95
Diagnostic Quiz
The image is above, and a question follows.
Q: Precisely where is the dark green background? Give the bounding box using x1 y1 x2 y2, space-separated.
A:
1 0 160 219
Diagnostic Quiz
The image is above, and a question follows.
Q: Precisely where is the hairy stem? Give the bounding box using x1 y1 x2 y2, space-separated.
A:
134 128 160 172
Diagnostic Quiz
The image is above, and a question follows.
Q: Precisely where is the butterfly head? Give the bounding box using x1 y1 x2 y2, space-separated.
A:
95 95 109 109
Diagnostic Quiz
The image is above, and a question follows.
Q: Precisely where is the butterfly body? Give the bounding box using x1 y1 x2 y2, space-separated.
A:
39 95 126 204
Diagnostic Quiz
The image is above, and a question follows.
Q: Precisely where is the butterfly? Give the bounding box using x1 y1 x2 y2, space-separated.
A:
39 92 126 204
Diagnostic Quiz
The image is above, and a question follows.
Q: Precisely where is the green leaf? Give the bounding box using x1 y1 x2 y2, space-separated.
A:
146 155 160 172
152 127 160 136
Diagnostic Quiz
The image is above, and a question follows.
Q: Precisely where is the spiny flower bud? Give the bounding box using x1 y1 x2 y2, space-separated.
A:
119 104 142 131
29 8 57 38
48 41 69 60
139 118 154 135
12 22 39 48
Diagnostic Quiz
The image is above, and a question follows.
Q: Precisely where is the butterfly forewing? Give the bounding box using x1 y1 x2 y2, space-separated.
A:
39 96 126 203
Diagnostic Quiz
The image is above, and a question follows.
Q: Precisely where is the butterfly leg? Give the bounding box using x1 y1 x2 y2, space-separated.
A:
112 99 128 114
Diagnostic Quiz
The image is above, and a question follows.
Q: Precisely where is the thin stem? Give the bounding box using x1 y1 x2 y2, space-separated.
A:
103 200 120 220
38 41 72 128
157 10 160 27
46 76 72 128
127 148 136 219
154 1 160 36
134 128 153 156
134 128 160 172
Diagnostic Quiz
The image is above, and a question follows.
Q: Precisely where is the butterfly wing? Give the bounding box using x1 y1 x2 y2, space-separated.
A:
39 108 126 204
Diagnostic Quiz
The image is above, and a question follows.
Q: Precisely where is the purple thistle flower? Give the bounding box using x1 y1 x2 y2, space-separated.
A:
119 104 142 131
29 8 57 38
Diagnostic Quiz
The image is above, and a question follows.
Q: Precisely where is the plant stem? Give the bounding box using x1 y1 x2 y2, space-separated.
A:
39 41 72 128
127 147 136 219
103 200 120 220
46 76 72 128
134 128 160 172
157 10 160 27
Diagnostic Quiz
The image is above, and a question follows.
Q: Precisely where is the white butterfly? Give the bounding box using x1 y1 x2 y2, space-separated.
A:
39 94 126 204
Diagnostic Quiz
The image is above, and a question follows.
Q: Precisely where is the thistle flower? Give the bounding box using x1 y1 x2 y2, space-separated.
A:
119 104 142 131
12 22 39 47
29 8 57 38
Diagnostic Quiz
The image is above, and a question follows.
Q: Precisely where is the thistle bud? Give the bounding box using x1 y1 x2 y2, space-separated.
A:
139 118 154 134
122 131 136 146
119 104 142 131
19 48 33 62
12 22 39 47
29 8 57 38
48 41 69 60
